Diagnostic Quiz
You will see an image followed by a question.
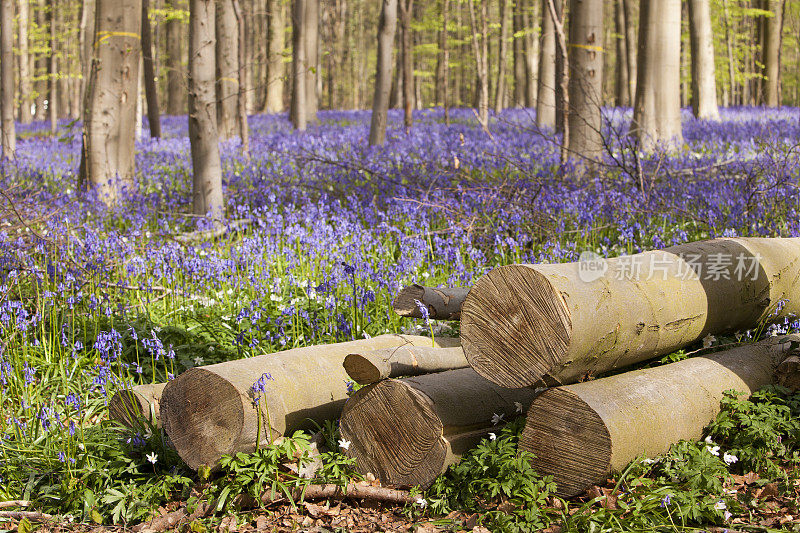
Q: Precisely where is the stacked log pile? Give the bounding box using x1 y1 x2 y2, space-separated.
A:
114 237 800 498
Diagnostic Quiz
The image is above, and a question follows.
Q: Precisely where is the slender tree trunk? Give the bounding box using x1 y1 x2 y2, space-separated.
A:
135 57 144 140
304 0 319 119
241 0 253 114
188 0 224 218
142 0 162 137
79 0 94 114
513 0 525 106
545 0 568 161
81 0 142 202
290 0 307 130
442 0 450 121
399 0 414 130
687 0 719 119
622 0 636 105
368 0 398 146
216 0 238 139
266 0 286 113
632 0 682 151
49 0 58 133
762 0 785 107
467 0 489 126
721 0 735 106
435 0 448 108
165 1 184 115
567 0 603 167
537 0 556 128
0 0 15 159
232 0 249 154
614 0 628 106
522 0 538 108
494 0 510 112
18 0 32 124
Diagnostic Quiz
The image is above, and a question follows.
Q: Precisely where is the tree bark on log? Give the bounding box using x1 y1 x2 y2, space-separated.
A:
343 345 466 385
461 237 800 388
109 383 166 428
160 334 459 470
520 336 800 498
339 367 539 489
393 284 468 320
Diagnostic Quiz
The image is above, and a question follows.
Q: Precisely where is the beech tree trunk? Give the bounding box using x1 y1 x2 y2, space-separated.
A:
81 0 142 202
188 0 224 218
110 383 166 428
0 0 15 160
687 0 719 119
566 0 603 166
623 0 637 104
78 0 95 115
339 368 539 489
493 0 510 113
521 336 799 497
18 0 32 124
265 0 286 113
304 0 319 120
165 1 184 115
442 0 450 121
513 0 525 107
160 334 459 470
49 0 58 133
368 0 398 146
435 0 449 109
216 0 239 139
461 237 800 388
614 0 628 107
142 0 162 137
632 0 682 151
290 0 307 130
343 345 467 385
522 0 538 107
536 0 556 128
392 284 468 320
399 0 414 131
232 0 249 154
762 0 785 107
467 0 489 126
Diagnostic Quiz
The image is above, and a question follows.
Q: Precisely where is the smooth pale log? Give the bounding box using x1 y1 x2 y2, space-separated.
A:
339 368 539 489
109 383 166 427
461 237 800 388
521 336 799 498
160 335 459 470
343 345 467 384
393 285 469 320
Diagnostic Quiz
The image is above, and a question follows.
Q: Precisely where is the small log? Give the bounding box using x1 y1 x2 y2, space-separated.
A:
520 336 799 498
0 510 54 521
393 284 468 320
160 335 459 470
343 345 467 384
339 367 540 489
260 483 414 505
109 383 166 428
461 237 800 388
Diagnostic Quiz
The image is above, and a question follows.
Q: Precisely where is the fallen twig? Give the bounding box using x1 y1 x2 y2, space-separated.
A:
0 501 30 510
0 510 53 521
261 483 414 506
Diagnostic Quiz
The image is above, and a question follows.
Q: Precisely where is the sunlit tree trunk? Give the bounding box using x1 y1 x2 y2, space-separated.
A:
78 0 94 114
142 0 162 137
513 0 525 107
614 0 628 107
0 0 15 159
216 0 238 138
165 0 184 115
368 0 397 146
493 0 510 112
537 0 556 128
399 0 414 130
304 0 319 119
290 0 307 130
266 0 286 113
232 0 249 154
435 0 448 108
687 0 719 119
632 0 682 150
762 0 785 107
522 0 538 107
622 0 637 104
18 0 32 124
467 0 489 126
188 0 224 218
49 0 58 133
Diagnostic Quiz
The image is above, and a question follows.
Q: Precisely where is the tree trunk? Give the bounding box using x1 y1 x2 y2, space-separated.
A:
721 0 735 106
265 0 286 113
339 367 539 489
368 0 398 146
49 0 58 134
142 0 162 137
460 237 800 388
0 0 14 160
762 0 785 107
521 336 798 498
165 1 184 115
522 0 538 108
513 0 525 107
435 0 448 109
18 0 32 124
343 346 466 385
215 0 238 139
110 383 166 428
622 0 637 105
290 0 307 129
687 0 719 119
614 0 628 107
631 0 682 151
567 0 603 166
442 0 450 121
81 0 142 202
189 0 224 218
536 0 556 128
392 284 468 320
160 334 458 470
79 0 95 116
399 0 414 131
545 0 568 161
232 0 249 154
467 0 489 126
493 0 510 113
303 0 319 119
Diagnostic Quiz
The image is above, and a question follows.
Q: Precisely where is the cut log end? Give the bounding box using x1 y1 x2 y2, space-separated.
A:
521 388 612 498
109 383 165 428
343 353 388 385
339 379 447 489
160 368 245 470
392 284 427 316
461 265 572 388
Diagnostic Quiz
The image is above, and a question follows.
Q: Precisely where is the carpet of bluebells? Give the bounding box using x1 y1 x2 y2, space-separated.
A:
2 107 800 527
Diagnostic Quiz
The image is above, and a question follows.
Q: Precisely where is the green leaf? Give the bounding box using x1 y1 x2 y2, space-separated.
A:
18 518 32 533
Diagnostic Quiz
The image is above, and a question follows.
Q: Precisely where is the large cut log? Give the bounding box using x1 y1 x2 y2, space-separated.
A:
339 367 540 489
393 285 468 320
461 237 800 387
109 383 166 428
160 335 459 470
520 336 799 498
343 346 467 384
